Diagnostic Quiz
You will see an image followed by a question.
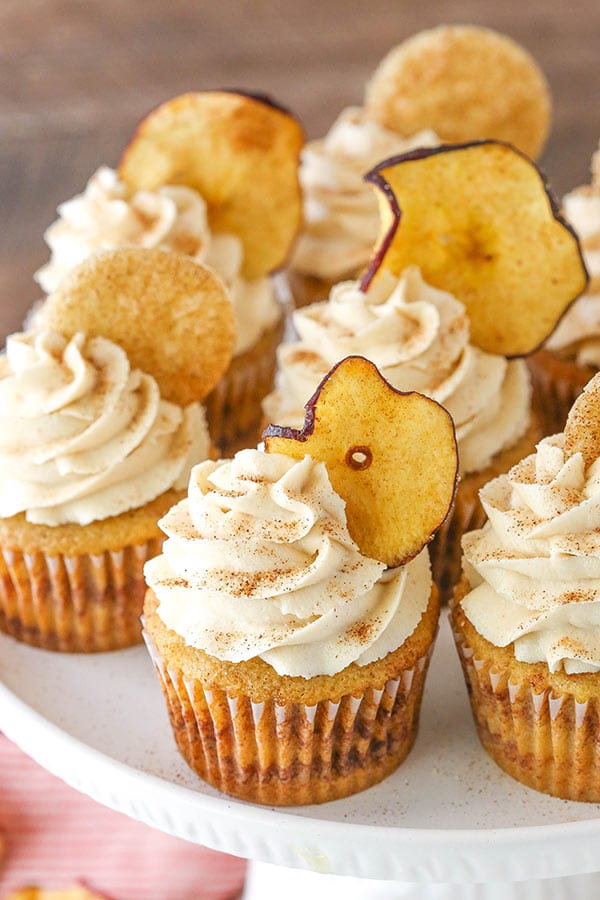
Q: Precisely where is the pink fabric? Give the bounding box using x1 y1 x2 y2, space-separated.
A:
0 736 247 900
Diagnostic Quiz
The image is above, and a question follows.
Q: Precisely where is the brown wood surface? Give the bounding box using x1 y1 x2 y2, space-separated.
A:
1 0 599 344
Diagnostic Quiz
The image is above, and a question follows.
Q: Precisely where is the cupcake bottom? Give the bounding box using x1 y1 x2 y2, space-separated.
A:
527 347 596 437
205 317 284 456
0 490 182 653
143 586 439 806
452 577 600 802
430 418 541 605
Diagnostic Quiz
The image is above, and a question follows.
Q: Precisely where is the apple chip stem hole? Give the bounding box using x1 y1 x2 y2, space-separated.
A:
346 446 373 470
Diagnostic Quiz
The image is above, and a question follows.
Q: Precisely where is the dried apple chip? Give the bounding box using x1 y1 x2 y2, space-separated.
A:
361 141 589 358
264 356 458 567
118 90 304 280
41 247 236 406
365 25 551 159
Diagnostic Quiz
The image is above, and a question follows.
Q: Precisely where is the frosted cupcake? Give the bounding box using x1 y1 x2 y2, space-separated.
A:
264 267 537 602
269 137 590 600
144 356 458 804
0 248 235 652
289 108 438 305
452 374 600 801
528 142 600 434
289 25 551 308
35 92 304 454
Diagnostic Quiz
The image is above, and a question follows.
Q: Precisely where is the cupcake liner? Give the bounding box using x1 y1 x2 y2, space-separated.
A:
0 538 162 652
205 317 284 455
143 629 435 806
430 418 542 606
527 348 596 437
452 613 600 802
429 485 486 607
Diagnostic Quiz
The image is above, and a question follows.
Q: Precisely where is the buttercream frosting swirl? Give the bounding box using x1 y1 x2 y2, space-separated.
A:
144 449 432 678
546 185 600 365
264 267 531 474
461 434 600 674
0 330 209 526
34 167 280 355
291 107 438 281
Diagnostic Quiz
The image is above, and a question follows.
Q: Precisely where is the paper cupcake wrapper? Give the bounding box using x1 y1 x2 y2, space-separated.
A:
205 317 284 456
143 630 434 806
429 487 487 607
453 623 600 802
0 537 162 652
527 349 596 437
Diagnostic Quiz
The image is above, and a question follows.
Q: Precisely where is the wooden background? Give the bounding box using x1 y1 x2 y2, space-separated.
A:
2 0 599 344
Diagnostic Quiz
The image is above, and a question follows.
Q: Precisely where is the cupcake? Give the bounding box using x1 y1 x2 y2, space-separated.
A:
35 91 304 455
143 356 458 805
269 142 587 602
528 142 600 434
288 107 439 306
265 267 537 603
289 25 550 308
452 374 600 801
0 248 235 652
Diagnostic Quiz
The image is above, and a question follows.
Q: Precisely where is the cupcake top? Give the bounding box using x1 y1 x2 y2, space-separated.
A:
459 392 600 674
0 329 209 527
290 107 438 282
34 167 279 356
546 174 600 365
144 448 432 678
264 267 531 475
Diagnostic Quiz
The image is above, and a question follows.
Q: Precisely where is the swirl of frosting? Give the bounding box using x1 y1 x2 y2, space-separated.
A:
34 167 280 356
264 267 531 474
460 434 600 674
144 449 432 678
546 186 600 365
290 107 439 281
0 330 209 526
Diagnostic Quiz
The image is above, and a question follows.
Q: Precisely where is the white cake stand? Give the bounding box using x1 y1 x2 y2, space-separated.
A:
1 612 600 900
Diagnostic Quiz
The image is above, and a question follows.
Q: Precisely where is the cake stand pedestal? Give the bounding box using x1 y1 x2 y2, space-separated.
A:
243 862 600 900
1 614 599 900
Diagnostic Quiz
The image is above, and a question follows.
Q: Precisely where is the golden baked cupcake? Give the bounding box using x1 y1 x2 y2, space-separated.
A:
268 142 587 602
35 91 304 455
452 374 600 801
0 248 235 652
289 24 551 308
528 140 600 434
143 356 458 805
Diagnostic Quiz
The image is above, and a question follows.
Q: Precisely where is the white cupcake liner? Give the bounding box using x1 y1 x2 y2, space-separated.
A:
143 629 434 806
0 538 162 652
204 317 284 455
453 624 600 802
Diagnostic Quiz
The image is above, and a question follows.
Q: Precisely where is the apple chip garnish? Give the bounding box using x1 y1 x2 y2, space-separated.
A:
118 90 304 280
40 247 236 406
564 372 600 467
263 356 458 567
365 25 551 159
361 141 589 358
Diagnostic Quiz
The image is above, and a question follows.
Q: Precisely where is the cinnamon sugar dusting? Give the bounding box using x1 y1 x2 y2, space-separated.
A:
145 449 433 678
463 430 600 674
